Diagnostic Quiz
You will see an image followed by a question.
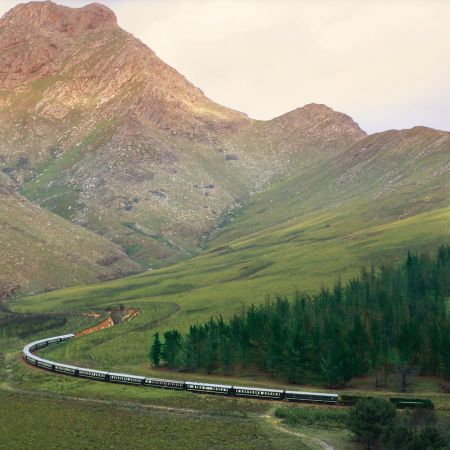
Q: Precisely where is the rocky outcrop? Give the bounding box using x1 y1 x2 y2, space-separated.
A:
0 2 117 89
0 1 248 130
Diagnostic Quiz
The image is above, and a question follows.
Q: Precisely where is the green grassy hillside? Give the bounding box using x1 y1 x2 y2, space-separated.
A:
11 126 449 383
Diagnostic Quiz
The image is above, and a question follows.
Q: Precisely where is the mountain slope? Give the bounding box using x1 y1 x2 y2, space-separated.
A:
199 127 450 294
0 174 139 295
0 1 365 268
16 126 449 332
212 126 450 245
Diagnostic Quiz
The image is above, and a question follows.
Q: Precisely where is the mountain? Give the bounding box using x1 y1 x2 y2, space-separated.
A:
0 1 365 270
0 173 139 295
2 1 447 302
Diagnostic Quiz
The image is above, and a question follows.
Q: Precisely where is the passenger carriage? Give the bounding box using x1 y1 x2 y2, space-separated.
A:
109 372 145 385
77 368 109 381
53 363 78 376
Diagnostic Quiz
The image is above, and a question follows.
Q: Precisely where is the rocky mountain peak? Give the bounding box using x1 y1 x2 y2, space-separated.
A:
0 1 117 35
0 1 248 131
271 103 366 140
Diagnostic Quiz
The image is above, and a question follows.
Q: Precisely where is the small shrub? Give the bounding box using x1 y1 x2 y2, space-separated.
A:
275 406 348 428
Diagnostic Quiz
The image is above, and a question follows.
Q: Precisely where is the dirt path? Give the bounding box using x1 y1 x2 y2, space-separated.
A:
76 308 140 337
76 315 113 336
261 414 334 450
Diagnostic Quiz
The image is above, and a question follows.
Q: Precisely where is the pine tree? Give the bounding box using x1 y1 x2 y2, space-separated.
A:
150 332 162 367
348 398 396 450
162 330 182 368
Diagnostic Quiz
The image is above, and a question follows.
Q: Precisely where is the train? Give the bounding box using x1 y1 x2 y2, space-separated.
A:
22 334 434 409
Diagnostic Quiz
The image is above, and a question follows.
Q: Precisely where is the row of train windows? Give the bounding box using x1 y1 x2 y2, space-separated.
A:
112 376 141 382
80 371 105 377
189 385 227 391
25 357 336 399
56 367 75 372
26 360 340 402
24 357 333 399
287 396 337 402
288 394 329 398
237 390 279 395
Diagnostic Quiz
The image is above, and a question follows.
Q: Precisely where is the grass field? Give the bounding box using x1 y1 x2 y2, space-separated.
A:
0 390 309 450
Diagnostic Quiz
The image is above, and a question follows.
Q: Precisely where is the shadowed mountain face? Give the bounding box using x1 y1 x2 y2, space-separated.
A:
0 1 366 269
0 173 140 294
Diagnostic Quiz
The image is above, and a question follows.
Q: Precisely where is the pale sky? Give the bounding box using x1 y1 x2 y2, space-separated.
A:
1 0 450 133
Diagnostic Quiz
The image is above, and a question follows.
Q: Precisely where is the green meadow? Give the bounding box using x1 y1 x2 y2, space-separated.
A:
0 390 308 450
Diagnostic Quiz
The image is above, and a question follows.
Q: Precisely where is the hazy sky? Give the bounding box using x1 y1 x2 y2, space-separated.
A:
1 0 450 133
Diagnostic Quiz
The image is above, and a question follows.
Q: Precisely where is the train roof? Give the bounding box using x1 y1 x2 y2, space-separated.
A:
285 390 338 397
23 335 341 401
23 334 75 353
146 377 185 384
108 371 145 379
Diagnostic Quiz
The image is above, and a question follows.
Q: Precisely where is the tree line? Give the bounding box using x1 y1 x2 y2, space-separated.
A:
150 246 450 387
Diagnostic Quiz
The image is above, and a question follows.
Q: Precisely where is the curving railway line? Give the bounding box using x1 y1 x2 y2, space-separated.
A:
23 333 339 403
23 334 434 408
